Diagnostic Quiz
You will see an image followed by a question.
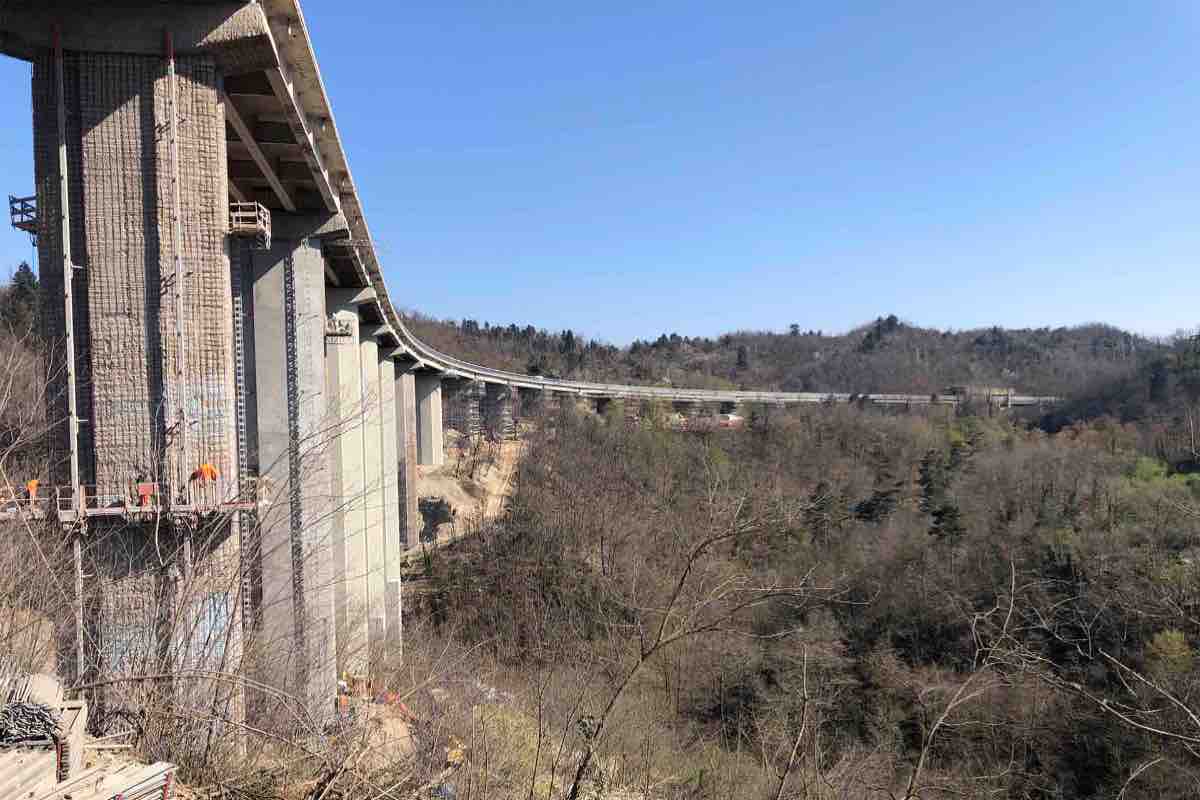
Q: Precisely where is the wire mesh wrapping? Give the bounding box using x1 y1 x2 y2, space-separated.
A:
32 49 237 504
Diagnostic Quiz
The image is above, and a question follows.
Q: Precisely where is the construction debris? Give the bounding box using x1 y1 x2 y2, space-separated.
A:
0 754 178 800
0 663 178 799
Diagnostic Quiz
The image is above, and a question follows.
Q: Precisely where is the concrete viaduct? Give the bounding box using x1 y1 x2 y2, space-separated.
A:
0 1 1055 719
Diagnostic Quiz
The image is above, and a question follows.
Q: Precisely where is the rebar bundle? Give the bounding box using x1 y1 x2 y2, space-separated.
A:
0 701 62 746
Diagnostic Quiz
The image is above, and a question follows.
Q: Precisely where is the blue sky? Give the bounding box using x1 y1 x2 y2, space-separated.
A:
0 2 1195 344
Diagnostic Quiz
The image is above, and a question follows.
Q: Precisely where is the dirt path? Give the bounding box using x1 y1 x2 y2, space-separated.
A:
482 438 522 520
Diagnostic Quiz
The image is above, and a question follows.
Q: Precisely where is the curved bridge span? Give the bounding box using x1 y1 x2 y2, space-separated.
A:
0 0 1055 715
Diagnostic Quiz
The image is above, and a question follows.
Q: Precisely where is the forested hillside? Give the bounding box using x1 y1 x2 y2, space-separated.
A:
407 399 1200 799
402 311 1165 396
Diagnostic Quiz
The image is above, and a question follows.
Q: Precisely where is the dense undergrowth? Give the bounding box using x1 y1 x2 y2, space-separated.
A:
412 401 1200 798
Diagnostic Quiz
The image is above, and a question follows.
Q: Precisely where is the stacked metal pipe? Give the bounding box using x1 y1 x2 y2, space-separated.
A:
33 761 177 800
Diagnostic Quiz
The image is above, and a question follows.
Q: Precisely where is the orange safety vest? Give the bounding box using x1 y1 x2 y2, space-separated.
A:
25 479 38 499
191 463 219 483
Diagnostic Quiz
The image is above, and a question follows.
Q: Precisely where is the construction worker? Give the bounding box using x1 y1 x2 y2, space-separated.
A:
189 463 219 507
25 479 38 501
190 463 218 483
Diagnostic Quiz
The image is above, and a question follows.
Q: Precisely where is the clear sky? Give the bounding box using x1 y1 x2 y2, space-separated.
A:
0 2 1195 344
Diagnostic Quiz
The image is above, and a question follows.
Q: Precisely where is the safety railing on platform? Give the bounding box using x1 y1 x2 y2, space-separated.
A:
0 485 50 519
229 201 271 250
30 477 269 524
8 194 36 236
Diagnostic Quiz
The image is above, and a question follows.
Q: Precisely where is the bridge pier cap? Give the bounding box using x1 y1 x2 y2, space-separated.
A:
0 3 277 69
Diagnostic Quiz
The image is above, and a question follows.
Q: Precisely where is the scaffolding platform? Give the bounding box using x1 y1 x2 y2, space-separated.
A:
8 194 36 236
229 201 271 249
0 479 267 525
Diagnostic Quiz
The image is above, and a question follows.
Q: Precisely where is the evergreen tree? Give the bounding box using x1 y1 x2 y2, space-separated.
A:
1 262 38 333
930 502 966 541
917 449 948 513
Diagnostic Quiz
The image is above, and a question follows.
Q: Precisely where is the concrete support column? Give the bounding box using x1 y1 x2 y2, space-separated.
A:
394 363 419 548
240 216 340 717
33 48 237 497
387 359 418 661
415 374 445 466
326 291 369 678
517 387 544 419
442 378 482 437
358 334 387 678
31 47 244 711
377 354 400 558
484 383 514 438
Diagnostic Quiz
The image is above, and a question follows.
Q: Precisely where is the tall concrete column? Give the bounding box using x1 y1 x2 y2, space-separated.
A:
484 383 515 438
358 333 386 677
415 374 445 466
34 48 237 499
325 290 370 678
520 386 549 419
30 45 245 704
238 216 341 718
377 353 403 664
394 362 419 548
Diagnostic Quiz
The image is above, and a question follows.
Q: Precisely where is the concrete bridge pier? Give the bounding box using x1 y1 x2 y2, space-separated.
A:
325 289 372 678
239 213 345 716
415 372 445 466
517 387 544 419
443 378 484 437
357 327 388 676
393 360 419 549
28 36 249 712
484 383 515 438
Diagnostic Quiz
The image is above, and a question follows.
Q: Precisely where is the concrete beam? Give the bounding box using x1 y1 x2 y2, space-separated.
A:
361 324 395 342
0 2 275 67
271 210 348 241
228 179 248 203
329 286 376 306
264 61 340 212
222 91 296 212
415 374 444 467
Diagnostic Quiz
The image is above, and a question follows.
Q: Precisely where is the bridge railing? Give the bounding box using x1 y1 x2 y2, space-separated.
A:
389 318 1060 406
